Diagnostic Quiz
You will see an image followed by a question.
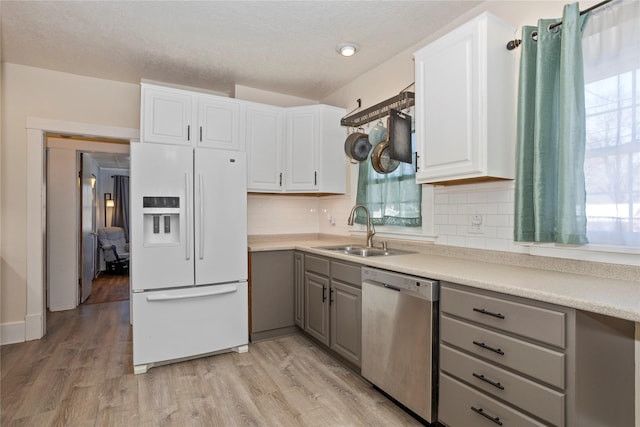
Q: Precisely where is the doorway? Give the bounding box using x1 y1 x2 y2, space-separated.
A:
45 134 130 311
25 118 138 341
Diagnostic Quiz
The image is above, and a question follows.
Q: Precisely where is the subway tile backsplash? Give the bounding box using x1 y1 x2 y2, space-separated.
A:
248 180 522 253
433 180 524 252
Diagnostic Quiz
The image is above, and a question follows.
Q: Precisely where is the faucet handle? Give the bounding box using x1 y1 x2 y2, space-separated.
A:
380 241 388 250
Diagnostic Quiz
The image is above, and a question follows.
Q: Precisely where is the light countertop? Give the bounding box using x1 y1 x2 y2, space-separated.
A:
249 238 640 323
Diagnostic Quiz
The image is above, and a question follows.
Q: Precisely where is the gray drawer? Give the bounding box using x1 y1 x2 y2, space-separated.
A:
304 254 330 276
439 373 547 427
441 285 566 348
331 260 361 287
441 344 565 426
441 315 565 389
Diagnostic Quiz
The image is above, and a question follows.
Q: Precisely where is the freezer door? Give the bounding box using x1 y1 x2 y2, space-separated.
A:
194 149 248 285
131 143 194 290
132 282 249 367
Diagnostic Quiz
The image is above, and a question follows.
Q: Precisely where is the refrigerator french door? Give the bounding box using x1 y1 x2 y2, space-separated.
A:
130 142 248 373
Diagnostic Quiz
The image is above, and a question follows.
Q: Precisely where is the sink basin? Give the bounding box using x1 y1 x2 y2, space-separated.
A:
314 245 414 257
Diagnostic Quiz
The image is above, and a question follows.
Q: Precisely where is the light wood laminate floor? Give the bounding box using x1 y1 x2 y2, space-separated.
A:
1 301 422 426
84 273 130 305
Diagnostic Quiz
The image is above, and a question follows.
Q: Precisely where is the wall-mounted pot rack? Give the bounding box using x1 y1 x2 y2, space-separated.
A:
340 91 415 128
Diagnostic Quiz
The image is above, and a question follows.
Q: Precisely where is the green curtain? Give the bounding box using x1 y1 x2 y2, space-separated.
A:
514 2 589 245
355 141 421 227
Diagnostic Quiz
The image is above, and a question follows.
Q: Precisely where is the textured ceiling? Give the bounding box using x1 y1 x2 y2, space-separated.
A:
1 1 482 101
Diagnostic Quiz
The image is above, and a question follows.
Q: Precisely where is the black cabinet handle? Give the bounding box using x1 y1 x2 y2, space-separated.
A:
473 307 505 319
187 125 191 141
470 407 503 426
314 171 317 186
472 372 505 390
199 126 203 142
473 340 505 355
322 285 326 303
279 173 283 187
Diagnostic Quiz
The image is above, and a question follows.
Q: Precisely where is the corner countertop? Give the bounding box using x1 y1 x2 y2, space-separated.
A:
249 238 640 323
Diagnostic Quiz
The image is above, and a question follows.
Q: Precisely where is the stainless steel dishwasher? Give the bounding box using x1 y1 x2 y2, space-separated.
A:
361 267 439 425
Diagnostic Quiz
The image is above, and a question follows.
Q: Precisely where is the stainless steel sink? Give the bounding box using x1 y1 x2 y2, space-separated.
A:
314 245 414 257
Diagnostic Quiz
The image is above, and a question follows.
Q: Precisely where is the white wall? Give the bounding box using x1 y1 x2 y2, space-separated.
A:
1 63 139 328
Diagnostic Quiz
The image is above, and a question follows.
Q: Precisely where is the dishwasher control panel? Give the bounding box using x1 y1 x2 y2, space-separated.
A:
362 267 439 301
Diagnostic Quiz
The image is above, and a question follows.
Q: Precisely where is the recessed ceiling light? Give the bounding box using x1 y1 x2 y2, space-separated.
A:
337 43 359 57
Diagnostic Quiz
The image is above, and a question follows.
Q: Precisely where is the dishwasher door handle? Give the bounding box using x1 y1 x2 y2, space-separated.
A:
383 283 401 292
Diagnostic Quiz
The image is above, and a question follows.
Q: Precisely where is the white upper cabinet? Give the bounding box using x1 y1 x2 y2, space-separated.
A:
414 12 516 184
141 85 193 146
141 83 244 150
247 104 346 194
245 102 285 191
197 96 244 150
285 106 318 191
286 105 347 194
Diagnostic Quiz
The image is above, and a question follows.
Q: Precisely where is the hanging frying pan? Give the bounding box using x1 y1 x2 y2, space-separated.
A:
371 118 400 174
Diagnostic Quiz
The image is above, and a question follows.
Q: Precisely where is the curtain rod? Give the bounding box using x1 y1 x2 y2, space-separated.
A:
506 0 614 50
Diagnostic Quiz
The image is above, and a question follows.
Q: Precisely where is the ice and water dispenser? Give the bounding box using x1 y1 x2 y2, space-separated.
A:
142 196 180 246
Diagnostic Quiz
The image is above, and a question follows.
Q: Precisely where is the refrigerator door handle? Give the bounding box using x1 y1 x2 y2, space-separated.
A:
185 172 191 260
198 174 205 260
145 284 238 302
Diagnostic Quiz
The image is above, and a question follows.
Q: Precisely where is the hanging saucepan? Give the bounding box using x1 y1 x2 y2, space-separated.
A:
371 119 400 174
344 130 371 162
368 120 387 145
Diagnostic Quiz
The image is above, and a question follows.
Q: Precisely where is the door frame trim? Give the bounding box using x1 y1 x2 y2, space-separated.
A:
26 117 138 340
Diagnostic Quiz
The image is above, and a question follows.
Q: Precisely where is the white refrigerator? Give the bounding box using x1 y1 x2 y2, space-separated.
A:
130 142 248 374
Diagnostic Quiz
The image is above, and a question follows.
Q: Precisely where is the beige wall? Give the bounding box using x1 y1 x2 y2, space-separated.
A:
1 63 140 325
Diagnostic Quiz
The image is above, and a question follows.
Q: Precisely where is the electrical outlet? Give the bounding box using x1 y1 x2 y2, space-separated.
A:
468 214 484 234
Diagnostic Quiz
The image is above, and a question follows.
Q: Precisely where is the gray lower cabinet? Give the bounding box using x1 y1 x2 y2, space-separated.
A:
304 270 330 345
438 282 635 427
250 250 296 342
302 252 362 368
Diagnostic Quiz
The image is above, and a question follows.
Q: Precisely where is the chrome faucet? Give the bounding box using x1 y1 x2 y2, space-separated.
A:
347 205 375 247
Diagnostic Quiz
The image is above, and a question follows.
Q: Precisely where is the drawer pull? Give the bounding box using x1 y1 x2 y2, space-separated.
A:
473 340 505 355
473 307 505 319
472 372 505 390
471 406 503 426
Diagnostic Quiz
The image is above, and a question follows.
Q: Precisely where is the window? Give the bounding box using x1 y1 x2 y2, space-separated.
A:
584 71 640 246
583 2 640 247
355 132 422 229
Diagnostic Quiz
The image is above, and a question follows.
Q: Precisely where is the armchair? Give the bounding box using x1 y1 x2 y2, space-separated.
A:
97 226 129 274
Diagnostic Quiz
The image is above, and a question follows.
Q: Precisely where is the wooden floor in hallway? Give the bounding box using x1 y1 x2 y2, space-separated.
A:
1 300 423 426
83 273 130 305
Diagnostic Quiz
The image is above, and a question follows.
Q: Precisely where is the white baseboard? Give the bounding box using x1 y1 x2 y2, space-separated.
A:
1 321 25 345
25 313 44 341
